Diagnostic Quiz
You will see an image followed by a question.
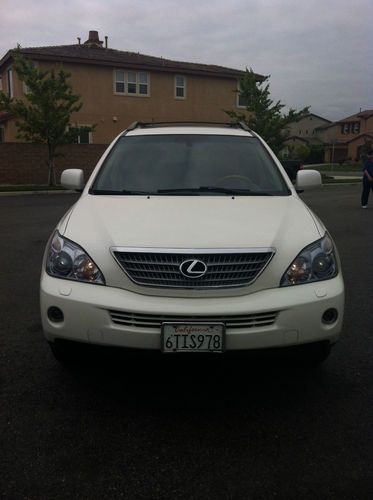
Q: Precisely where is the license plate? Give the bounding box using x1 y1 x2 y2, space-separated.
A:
161 323 225 353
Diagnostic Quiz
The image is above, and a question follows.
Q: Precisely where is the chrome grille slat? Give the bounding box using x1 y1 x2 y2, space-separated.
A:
113 249 274 289
109 310 278 330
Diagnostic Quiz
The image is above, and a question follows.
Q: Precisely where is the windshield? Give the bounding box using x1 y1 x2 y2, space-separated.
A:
91 134 290 195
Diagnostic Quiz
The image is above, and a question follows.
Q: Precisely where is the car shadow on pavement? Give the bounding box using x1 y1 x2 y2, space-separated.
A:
51 344 332 414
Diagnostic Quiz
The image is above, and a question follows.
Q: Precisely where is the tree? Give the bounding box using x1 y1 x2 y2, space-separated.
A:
0 48 93 185
308 144 325 164
226 68 309 154
295 144 310 162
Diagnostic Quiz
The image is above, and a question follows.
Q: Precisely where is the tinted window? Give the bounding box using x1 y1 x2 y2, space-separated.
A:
92 134 289 195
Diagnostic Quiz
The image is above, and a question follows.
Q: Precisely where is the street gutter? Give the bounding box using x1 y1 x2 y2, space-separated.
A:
0 190 76 196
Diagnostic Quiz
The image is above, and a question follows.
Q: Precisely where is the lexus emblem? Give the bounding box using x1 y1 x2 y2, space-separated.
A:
179 259 207 279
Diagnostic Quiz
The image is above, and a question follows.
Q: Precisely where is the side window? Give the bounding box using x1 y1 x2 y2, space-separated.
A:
175 75 186 99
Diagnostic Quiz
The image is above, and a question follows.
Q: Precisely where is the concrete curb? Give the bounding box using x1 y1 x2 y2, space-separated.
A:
0 189 77 196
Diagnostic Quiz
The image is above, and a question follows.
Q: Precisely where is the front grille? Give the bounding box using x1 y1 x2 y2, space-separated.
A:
109 310 278 330
112 249 274 289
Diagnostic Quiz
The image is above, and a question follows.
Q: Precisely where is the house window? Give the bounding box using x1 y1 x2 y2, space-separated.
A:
236 81 249 108
0 127 4 143
115 70 125 93
114 70 149 96
175 75 186 99
138 72 149 95
71 126 92 144
236 79 251 108
7 68 13 97
22 61 37 94
352 122 360 134
127 72 137 94
341 123 350 134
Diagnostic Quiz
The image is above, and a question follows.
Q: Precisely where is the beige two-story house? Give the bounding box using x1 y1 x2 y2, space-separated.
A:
281 113 332 158
0 30 263 144
316 110 373 162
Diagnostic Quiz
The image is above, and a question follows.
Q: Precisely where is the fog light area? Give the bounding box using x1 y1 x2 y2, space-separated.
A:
322 308 338 325
48 306 64 323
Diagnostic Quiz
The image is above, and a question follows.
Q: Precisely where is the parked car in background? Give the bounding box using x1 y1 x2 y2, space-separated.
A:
281 159 304 182
40 122 344 366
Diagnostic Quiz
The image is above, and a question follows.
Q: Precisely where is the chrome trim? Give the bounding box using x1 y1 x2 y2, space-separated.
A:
111 246 275 254
179 259 208 279
109 310 278 330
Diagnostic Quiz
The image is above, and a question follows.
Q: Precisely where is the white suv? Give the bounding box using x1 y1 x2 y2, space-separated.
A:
40 122 344 364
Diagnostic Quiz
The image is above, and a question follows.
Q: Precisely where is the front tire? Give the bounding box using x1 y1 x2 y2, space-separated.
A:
48 340 83 365
297 342 332 367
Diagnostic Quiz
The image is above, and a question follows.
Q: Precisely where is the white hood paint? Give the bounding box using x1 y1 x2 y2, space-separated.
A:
59 193 324 297
63 194 321 250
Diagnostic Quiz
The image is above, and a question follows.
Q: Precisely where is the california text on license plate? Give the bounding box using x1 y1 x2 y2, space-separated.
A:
161 323 225 353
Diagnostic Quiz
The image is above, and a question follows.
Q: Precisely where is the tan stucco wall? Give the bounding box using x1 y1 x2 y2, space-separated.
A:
2 60 244 143
287 115 330 140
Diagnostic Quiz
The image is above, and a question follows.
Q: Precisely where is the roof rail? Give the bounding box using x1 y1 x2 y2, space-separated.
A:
123 121 254 132
125 121 141 132
238 121 252 132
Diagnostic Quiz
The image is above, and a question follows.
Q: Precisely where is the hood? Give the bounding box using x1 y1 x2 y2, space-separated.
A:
61 194 323 296
63 194 321 248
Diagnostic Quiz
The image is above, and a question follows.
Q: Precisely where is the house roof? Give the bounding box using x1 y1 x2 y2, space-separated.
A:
298 113 332 123
316 109 373 130
0 39 262 80
345 133 373 144
340 110 373 122
282 135 310 144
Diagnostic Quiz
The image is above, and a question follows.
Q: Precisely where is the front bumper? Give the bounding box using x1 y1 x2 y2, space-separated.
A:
40 273 344 351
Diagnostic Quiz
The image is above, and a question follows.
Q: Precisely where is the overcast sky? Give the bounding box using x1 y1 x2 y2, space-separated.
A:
1 0 371 121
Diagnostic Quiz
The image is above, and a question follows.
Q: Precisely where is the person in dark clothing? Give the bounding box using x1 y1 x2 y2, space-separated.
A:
361 150 373 208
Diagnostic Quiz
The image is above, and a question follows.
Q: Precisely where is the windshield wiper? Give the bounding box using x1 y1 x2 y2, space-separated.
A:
90 189 154 195
157 186 249 195
157 186 274 196
91 187 275 196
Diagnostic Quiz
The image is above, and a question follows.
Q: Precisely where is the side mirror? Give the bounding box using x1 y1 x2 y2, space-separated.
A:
296 170 322 191
61 169 84 191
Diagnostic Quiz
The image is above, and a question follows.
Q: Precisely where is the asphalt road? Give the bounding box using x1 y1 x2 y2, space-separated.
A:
0 185 372 499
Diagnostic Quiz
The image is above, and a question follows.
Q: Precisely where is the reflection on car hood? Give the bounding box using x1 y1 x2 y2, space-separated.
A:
62 194 322 251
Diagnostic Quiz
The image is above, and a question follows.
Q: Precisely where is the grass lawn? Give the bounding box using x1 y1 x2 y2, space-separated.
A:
305 163 362 172
322 177 361 184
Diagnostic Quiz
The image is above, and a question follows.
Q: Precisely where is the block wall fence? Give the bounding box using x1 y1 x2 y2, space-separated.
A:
0 143 108 185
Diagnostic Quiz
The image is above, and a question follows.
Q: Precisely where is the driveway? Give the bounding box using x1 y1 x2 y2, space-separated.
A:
0 185 372 499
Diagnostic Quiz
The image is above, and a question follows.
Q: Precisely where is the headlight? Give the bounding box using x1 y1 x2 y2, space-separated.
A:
46 231 105 285
280 233 338 286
